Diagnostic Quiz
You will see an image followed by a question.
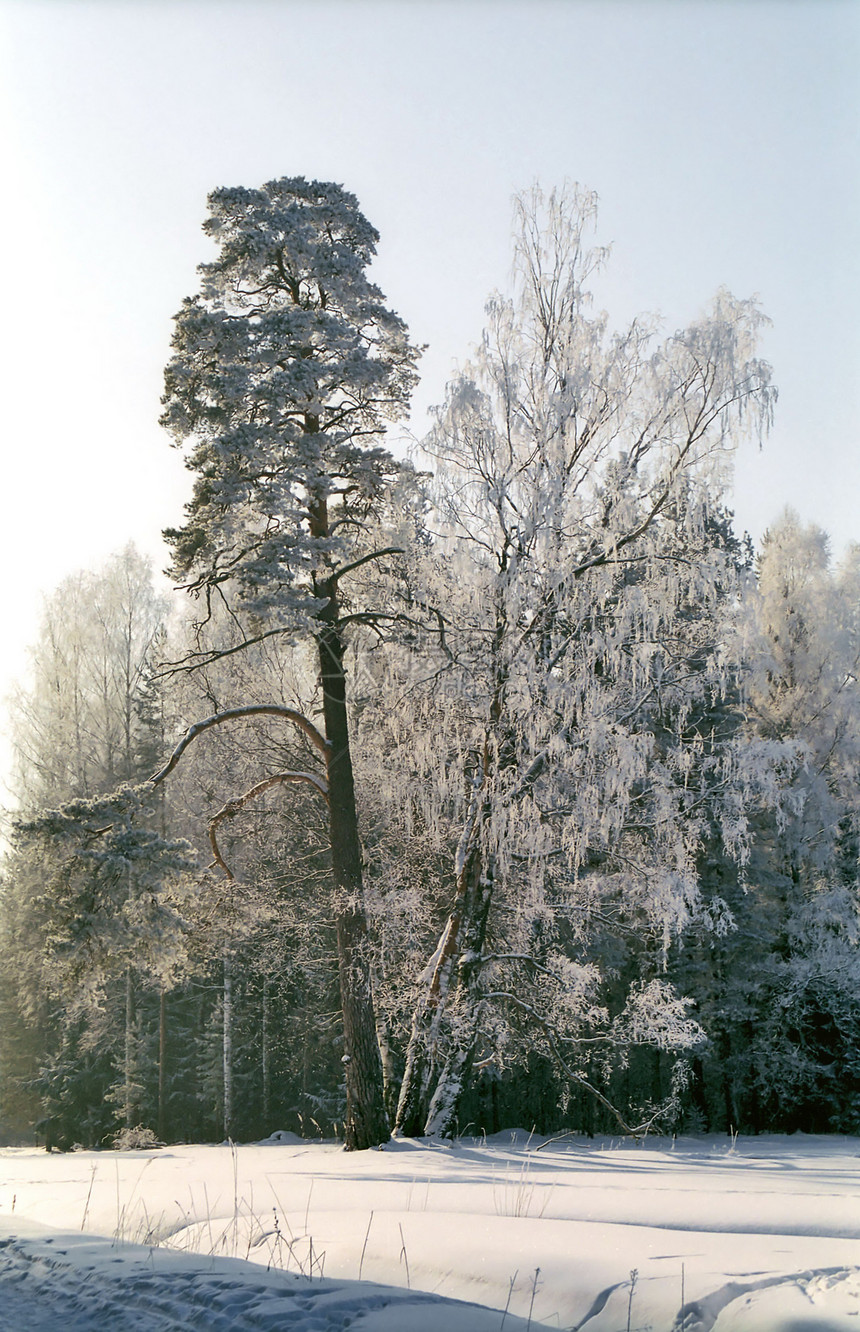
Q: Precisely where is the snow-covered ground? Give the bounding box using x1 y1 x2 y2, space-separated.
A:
1 1131 859 1330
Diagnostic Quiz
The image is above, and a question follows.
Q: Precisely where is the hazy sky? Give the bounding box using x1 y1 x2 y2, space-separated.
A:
0 0 857 791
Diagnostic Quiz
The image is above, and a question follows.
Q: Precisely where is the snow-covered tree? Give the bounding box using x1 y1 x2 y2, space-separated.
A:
12 183 860 1148
387 185 774 1137
158 177 420 1149
681 511 860 1131
10 545 168 810
0 548 187 1143
739 511 860 874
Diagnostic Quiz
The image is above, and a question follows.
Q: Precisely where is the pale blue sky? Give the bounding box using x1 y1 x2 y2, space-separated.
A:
0 0 857 776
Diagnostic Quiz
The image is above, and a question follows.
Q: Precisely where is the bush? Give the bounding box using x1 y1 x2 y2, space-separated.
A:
112 1124 163 1150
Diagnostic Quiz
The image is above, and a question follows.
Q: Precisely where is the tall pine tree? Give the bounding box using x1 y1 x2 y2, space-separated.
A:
159 177 420 1148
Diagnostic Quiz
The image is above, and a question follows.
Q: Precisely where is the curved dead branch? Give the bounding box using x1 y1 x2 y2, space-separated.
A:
150 705 329 787
208 770 330 879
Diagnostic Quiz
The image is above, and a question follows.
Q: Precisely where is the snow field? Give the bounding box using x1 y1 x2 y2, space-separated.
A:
0 1132 859 1329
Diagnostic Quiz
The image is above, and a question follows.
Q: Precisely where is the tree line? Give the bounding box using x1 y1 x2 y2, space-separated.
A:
2 180 858 1151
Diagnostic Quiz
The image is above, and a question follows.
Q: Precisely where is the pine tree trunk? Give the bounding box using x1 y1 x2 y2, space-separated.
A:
316 608 389 1150
292 486 390 1150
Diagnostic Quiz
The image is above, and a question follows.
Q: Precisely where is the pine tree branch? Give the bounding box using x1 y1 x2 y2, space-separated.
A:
156 628 294 675
150 705 329 787
208 770 330 879
329 546 405 583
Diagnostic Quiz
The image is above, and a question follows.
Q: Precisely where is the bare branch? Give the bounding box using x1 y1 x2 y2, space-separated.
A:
156 627 293 676
208 769 330 878
482 988 636 1135
330 546 405 583
150 705 329 787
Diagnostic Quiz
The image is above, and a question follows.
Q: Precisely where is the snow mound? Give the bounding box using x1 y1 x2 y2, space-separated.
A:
482 1126 544 1147
702 1267 860 1331
0 1223 533 1331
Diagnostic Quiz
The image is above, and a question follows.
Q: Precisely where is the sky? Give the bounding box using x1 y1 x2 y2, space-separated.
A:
0 0 857 793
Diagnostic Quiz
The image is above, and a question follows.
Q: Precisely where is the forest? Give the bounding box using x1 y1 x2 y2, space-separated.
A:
1 178 858 1153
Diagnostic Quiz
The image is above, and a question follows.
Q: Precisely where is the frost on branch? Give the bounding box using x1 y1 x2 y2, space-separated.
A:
613 979 705 1052
11 785 197 1012
371 183 777 1137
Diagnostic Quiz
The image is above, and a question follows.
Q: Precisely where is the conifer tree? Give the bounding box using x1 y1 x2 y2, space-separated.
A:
686 511 860 1130
159 177 420 1148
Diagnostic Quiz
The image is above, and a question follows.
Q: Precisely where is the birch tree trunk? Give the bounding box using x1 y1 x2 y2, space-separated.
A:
394 908 464 1136
222 952 233 1141
157 987 167 1142
261 980 270 1130
421 852 495 1138
395 838 495 1138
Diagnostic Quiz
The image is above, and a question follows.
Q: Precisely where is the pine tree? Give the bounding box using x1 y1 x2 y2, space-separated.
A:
158 177 420 1148
686 511 860 1131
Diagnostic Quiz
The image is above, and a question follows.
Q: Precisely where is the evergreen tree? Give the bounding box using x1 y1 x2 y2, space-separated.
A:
159 177 420 1148
679 511 860 1131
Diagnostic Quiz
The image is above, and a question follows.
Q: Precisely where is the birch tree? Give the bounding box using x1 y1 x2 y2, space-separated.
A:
390 185 775 1137
158 177 420 1148
10 545 168 811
